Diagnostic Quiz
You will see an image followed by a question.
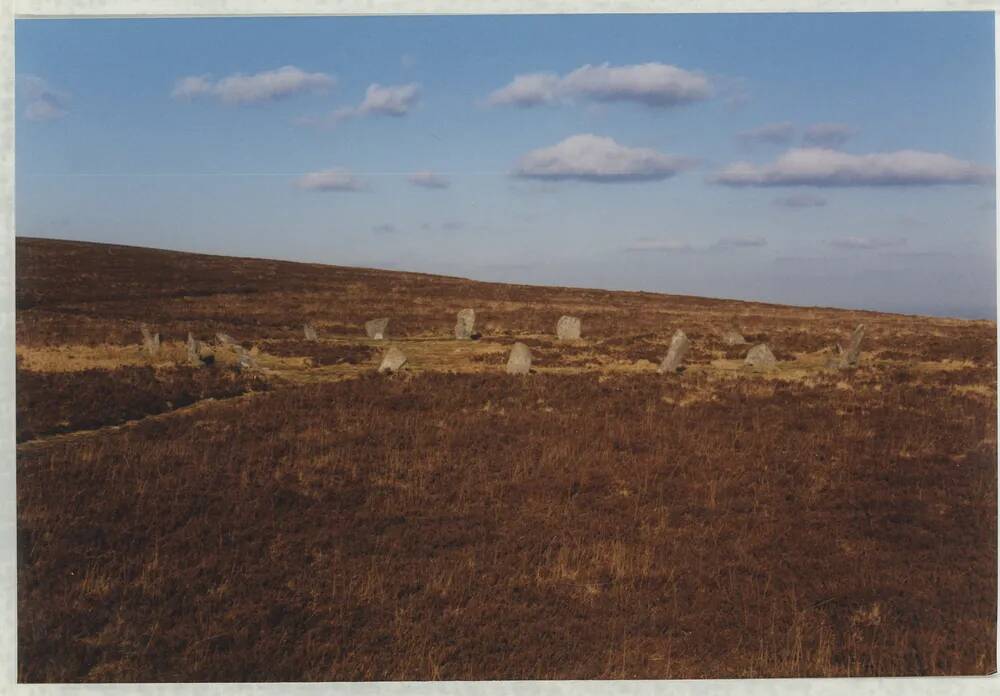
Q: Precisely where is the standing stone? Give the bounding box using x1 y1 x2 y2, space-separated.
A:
658 330 690 374
365 318 389 340
378 346 407 374
140 324 160 356
745 343 777 368
837 324 865 369
186 332 204 366
454 309 476 340
506 342 532 375
304 323 318 341
235 345 257 371
556 315 582 341
721 328 747 346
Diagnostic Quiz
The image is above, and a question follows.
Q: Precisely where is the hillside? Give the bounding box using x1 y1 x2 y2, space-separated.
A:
14 236 998 681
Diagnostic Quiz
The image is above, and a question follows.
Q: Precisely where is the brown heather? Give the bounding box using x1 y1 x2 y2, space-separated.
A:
15 237 997 681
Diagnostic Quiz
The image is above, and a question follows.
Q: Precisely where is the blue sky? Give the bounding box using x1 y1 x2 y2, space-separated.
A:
15 13 998 318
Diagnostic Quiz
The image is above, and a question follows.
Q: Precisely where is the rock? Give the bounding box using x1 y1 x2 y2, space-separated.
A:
378 346 407 373
366 318 389 340
658 330 690 373
837 324 865 369
235 346 257 371
454 308 476 340
304 323 318 341
216 332 237 347
140 324 160 356
506 342 532 374
722 328 747 346
186 332 204 366
745 343 777 368
556 315 581 341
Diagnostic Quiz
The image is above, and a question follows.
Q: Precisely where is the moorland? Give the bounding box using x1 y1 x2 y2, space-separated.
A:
14 236 997 681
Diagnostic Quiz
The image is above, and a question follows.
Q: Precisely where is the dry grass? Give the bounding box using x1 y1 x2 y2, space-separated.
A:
15 236 997 682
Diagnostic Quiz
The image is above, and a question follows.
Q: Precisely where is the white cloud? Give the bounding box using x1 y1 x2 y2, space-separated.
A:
624 238 694 252
487 62 711 108
21 75 69 122
357 83 420 116
171 66 334 105
408 171 450 189
803 122 858 147
773 192 828 208
738 122 795 145
170 75 213 100
487 72 561 107
296 168 367 192
829 236 907 250
713 148 993 187
716 236 767 248
514 134 696 183
296 82 420 127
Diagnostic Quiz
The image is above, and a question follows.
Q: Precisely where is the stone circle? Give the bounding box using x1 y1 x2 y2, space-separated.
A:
658 330 690 374
366 318 389 340
378 346 407 373
506 342 532 374
455 309 476 340
556 315 581 341
745 343 777 368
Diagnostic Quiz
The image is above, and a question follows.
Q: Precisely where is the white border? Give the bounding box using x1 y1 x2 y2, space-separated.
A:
7 0 1000 16
2 2 997 694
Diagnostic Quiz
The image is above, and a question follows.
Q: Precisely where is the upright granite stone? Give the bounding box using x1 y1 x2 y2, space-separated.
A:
837 324 865 369
745 343 777 368
235 345 257 371
186 332 204 366
556 315 582 341
304 323 318 341
140 324 160 356
722 328 747 346
506 342 532 375
366 318 389 340
658 330 690 374
378 346 407 374
455 309 476 340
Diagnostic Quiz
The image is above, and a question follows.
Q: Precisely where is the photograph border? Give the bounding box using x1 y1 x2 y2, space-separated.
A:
2 1 997 694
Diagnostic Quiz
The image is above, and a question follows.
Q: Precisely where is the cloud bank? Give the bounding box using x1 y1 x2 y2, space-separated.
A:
407 171 450 189
488 62 711 108
773 192 828 208
714 148 993 187
514 134 696 183
738 122 795 145
716 236 767 248
624 238 694 252
172 66 334 105
829 236 907 250
803 122 858 147
626 236 767 252
296 168 367 192
21 76 69 122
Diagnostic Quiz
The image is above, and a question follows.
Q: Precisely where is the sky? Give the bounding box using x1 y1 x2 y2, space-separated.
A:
15 12 998 319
